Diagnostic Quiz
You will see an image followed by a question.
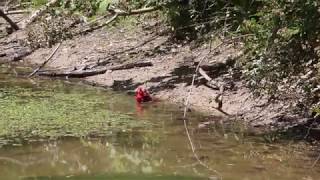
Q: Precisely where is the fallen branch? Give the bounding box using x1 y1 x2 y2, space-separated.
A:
0 8 19 30
79 13 119 35
38 67 109 78
5 10 30 15
19 0 59 28
37 61 153 78
199 68 225 111
108 6 160 16
182 43 225 180
199 67 219 89
28 42 61 77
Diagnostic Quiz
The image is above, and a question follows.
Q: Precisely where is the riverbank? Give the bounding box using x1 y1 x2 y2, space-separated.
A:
0 13 313 134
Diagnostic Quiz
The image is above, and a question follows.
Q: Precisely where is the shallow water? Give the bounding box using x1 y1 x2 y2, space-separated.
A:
0 65 319 180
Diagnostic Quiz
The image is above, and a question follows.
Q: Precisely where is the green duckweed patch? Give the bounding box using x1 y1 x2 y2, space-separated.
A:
0 86 150 146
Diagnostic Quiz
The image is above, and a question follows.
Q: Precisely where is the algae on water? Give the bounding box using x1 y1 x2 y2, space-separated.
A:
0 86 150 145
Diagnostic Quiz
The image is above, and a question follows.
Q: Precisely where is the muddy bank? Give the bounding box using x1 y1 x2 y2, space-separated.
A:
0 19 312 133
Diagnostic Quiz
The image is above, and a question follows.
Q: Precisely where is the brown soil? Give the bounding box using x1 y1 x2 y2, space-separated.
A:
1 16 307 133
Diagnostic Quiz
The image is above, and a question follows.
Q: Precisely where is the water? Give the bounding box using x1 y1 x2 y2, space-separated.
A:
0 64 319 180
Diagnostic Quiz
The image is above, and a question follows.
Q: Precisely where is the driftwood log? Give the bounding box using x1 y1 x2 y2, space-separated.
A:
37 61 153 78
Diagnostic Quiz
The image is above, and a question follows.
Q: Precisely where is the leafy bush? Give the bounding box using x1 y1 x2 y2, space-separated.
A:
241 0 320 99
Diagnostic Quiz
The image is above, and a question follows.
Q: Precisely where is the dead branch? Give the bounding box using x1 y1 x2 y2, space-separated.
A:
0 8 19 30
108 6 160 16
28 42 61 77
5 10 30 15
19 0 59 28
181 39 243 178
38 67 109 78
198 67 219 89
182 44 224 179
198 68 225 110
312 152 320 168
79 13 118 35
37 61 153 78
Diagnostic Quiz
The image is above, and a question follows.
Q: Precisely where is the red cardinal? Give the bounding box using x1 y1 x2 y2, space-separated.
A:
135 86 152 104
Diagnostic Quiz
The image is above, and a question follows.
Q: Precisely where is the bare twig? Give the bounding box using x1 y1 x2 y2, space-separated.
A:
79 13 119 35
28 42 61 77
304 115 319 139
108 6 160 16
199 67 225 110
312 152 320 168
5 10 30 15
199 67 218 88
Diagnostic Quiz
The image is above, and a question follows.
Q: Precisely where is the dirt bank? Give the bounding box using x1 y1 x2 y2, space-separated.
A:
0 17 310 133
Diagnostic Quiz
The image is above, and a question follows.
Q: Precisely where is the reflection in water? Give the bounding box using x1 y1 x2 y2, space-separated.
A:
0 65 319 180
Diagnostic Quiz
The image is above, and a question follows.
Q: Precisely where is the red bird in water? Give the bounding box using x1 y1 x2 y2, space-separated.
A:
135 86 152 104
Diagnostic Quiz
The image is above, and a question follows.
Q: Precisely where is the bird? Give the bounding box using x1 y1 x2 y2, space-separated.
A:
135 86 152 104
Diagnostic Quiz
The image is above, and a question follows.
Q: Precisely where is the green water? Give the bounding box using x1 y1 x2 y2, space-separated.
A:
0 65 319 180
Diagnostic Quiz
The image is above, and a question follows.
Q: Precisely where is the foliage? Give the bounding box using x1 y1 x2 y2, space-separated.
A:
241 1 320 97
313 106 320 117
148 0 320 104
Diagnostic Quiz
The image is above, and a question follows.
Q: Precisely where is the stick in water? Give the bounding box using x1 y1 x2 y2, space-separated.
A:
183 49 223 180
